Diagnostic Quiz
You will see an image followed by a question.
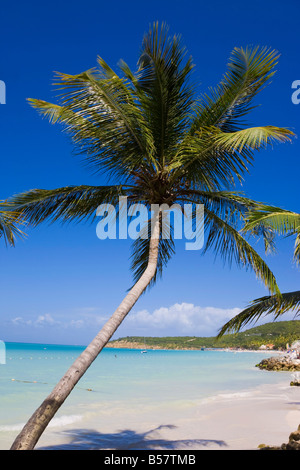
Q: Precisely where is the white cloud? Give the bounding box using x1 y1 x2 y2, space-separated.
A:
70 319 85 328
124 302 242 337
35 314 61 327
11 317 32 326
11 314 61 328
9 303 242 338
10 310 106 332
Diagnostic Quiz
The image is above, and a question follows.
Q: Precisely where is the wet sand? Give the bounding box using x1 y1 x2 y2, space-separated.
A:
32 380 300 451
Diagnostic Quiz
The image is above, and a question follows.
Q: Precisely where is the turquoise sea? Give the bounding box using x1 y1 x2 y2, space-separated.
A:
0 342 290 449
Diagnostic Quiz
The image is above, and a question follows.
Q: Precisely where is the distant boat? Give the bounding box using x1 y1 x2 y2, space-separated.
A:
141 337 148 353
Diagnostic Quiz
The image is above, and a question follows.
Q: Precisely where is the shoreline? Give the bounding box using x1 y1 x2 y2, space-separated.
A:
1 346 298 451
106 341 287 353
30 379 299 451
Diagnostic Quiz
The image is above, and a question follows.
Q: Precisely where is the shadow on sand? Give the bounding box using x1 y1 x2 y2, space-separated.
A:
38 424 228 450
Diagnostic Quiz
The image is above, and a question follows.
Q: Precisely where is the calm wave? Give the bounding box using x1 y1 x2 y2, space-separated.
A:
0 342 289 448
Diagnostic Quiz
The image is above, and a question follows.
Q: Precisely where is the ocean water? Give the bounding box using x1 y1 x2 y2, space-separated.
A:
0 342 290 449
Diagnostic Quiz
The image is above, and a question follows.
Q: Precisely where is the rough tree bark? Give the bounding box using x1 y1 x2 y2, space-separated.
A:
10 212 160 450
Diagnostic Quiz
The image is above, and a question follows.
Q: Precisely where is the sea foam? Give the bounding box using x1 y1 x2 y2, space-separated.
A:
0 414 83 432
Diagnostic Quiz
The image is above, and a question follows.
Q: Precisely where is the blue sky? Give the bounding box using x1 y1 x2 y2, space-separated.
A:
0 0 299 345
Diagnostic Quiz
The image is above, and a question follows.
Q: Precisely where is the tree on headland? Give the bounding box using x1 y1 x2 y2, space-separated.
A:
218 206 300 336
6 23 294 450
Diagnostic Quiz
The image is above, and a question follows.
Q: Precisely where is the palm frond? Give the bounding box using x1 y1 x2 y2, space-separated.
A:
217 206 300 336
170 125 294 189
28 64 156 178
218 290 300 336
169 132 254 189
0 202 26 246
213 126 294 152
203 207 280 295
191 46 280 133
8 185 127 226
180 189 276 254
136 22 195 166
243 206 300 234
169 46 292 189
243 205 300 262
181 189 260 215
294 233 300 266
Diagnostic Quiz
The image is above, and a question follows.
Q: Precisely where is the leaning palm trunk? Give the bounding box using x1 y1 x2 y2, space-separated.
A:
10 214 160 450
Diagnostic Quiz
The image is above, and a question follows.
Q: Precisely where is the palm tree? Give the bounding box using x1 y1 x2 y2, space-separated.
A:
0 201 25 246
218 206 300 336
8 23 294 450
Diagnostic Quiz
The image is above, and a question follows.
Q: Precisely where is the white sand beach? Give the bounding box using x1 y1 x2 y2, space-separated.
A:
30 379 300 451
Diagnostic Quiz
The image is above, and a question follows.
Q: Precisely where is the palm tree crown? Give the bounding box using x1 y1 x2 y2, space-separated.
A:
8 23 294 292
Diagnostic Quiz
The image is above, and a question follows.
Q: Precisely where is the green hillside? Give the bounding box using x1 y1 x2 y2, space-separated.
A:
110 320 300 350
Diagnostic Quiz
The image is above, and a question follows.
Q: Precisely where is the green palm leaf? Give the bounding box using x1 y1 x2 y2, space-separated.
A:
244 206 300 234
0 202 26 246
136 22 195 167
212 126 294 151
169 45 294 188
181 189 276 254
169 125 294 191
202 206 280 295
28 66 156 178
191 46 280 133
218 206 300 336
294 233 300 266
243 205 300 263
218 290 300 336
9 185 127 225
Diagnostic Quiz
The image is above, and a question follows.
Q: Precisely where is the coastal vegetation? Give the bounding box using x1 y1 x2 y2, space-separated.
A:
108 320 300 351
3 23 293 449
